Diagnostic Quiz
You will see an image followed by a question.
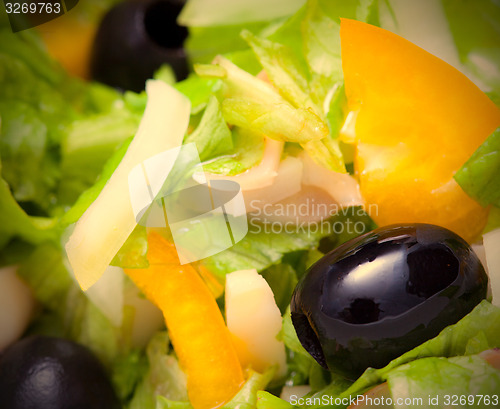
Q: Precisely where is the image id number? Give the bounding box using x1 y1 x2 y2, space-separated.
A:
5 2 62 14
443 395 499 406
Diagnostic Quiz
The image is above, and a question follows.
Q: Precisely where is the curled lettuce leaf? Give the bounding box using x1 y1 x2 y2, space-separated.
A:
0 174 58 249
183 95 233 161
195 56 343 171
455 127 500 208
387 354 500 408
301 301 500 409
129 332 188 409
157 369 275 409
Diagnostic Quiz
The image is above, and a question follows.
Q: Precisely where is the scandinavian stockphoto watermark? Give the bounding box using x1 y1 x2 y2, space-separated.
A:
128 143 248 264
3 0 79 32
246 199 378 235
128 143 378 263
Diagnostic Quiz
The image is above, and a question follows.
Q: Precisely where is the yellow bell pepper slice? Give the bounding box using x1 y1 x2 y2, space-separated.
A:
340 18 500 242
125 232 244 409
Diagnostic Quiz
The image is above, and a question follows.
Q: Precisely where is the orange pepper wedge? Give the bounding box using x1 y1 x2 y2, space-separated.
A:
124 231 244 409
38 16 96 79
340 18 500 242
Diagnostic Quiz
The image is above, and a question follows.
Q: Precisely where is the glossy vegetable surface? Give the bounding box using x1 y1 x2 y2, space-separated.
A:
291 224 488 378
90 0 188 91
125 232 244 409
0 335 120 409
340 19 500 243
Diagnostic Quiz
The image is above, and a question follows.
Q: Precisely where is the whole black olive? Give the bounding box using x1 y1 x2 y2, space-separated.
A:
291 224 488 379
0 335 121 409
90 0 188 92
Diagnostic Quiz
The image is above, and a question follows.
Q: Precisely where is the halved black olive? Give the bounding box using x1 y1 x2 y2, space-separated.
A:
0 335 121 409
291 224 488 379
90 0 188 92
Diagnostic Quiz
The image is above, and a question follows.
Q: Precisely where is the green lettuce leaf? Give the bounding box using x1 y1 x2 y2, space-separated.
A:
279 307 341 392
241 30 315 112
387 354 500 408
202 206 376 280
184 23 269 66
130 332 188 409
442 0 500 92
184 95 233 161
0 11 143 234
58 108 141 204
257 391 294 409
261 264 298 314
454 127 500 208
302 301 500 409
201 127 264 175
195 57 332 151
60 137 132 227
239 29 346 171
175 74 222 114
0 173 59 249
200 224 324 279
17 243 145 401
0 101 59 206
157 369 274 409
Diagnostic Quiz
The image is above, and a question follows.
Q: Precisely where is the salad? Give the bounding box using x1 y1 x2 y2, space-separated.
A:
0 0 500 408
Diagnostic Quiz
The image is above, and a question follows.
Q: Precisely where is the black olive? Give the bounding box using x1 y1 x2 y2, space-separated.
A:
90 0 188 92
291 224 488 379
0 335 121 409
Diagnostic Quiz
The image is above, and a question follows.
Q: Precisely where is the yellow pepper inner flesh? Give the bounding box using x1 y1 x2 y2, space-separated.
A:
340 18 500 242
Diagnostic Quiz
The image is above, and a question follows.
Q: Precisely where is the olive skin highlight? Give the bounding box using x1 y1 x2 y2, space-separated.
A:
291 224 488 379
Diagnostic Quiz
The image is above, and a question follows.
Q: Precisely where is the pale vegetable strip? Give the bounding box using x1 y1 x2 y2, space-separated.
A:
65 80 190 290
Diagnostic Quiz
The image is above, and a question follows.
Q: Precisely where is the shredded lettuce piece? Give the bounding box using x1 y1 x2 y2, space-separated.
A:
221 97 328 144
201 226 323 279
129 332 188 409
241 30 316 113
455 127 500 208
387 354 500 408
0 174 58 249
261 264 298 314
0 100 60 207
157 369 274 409
59 108 142 204
301 301 500 409
484 206 500 233
184 23 270 66
195 56 343 171
201 127 265 176
175 75 222 114
0 13 143 261
239 29 346 171
178 0 305 27
279 306 344 392
257 391 294 409
183 96 233 161
60 137 132 227
16 244 145 401
202 206 376 280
